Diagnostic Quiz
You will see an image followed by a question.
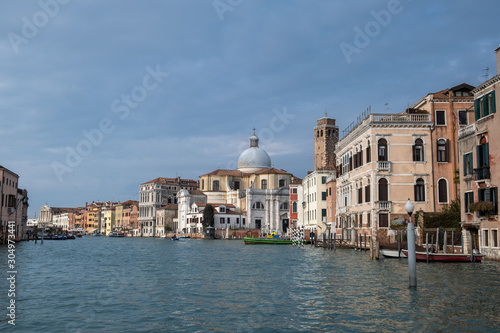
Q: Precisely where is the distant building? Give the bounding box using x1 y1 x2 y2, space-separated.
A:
0 165 29 242
139 177 198 237
289 176 303 229
156 204 178 237
459 47 499 260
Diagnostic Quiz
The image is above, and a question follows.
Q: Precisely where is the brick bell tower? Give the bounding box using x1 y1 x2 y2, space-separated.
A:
314 113 338 170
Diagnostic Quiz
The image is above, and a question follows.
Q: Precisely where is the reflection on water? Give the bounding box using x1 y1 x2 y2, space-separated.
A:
1 238 500 332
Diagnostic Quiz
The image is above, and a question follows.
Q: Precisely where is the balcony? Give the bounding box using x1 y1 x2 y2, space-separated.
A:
339 172 349 183
339 206 348 214
377 161 391 172
473 167 490 181
377 201 392 211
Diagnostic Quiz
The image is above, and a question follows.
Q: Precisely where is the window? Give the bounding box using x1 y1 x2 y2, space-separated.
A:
292 202 297 213
261 179 267 189
242 218 245 225
413 138 424 162
322 176 327 184
478 187 498 215
436 110 446 125
365 184 370 202
280 202 289 210
253 202 264 209
458 110 467 125
322 192 327 201
219 206 225 213
201 180 204 190
463 152 473 176
366 141 371 163
464 192 474 213
236 218 240 224
234 181 240 190
220 217 225 224
292 188 297 194
477 137 489 168
378 178 388 201
414 178 425 202
474 91 496 120
213 180 219 191
357 187 362 204
437 139 449 162
484 230 489 247
367 213 371 228
378 139 387 161
379 213 388 228
438 179 448 204
492 230 498 248
279 179 285 187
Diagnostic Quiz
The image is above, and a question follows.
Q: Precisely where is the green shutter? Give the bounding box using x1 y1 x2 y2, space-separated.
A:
484 142 489 167
463 154 467 176
483 94 490 117
474 99 481 120
492 91 496 114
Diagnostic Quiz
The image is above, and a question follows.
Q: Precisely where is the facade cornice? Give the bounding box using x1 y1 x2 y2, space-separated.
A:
472 74 500 94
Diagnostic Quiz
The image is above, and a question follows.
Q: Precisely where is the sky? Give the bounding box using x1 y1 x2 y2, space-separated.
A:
1 0 499 217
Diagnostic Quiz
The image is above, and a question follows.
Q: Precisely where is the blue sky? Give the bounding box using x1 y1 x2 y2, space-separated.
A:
1 0 499 216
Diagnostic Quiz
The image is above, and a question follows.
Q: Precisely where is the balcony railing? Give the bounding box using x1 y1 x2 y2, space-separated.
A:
377 161 391 171
339 172 349 183
339 206 348 214
378 201 392 211
473 167 490 181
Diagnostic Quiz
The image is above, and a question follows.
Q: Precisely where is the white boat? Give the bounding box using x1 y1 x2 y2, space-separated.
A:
380 248 404 258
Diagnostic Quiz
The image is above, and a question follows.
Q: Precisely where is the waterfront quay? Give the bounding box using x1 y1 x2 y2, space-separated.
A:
1 237 500 332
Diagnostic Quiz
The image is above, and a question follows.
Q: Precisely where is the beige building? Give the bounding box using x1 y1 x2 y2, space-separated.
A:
335 110 435 244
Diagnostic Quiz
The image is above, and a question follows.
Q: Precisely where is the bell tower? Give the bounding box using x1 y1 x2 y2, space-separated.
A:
314 113 338 170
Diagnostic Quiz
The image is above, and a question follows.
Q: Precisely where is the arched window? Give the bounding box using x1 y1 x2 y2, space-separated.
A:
437 139 448 162
253 202 264 209
378 139 387 161
261 179 267 189
414 178 425 202
279 179 285 187
413 138 424 162
213 180 219 191
477 136 489 169
234 181 240 190
378 178 388 201
292 202 297 213
438 179 448 204
280 202 289 210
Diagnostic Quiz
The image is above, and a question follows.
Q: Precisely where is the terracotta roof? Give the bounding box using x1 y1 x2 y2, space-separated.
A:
200 169 249 177
141 177 198 186
254 167 291 175
432 83 475 100
188 189 205 195
290 176 303 185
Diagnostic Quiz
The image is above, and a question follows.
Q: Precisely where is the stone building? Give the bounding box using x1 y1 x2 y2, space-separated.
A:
459 47 499 260
180 131 295 236
139 177 197 237
0 166 29 242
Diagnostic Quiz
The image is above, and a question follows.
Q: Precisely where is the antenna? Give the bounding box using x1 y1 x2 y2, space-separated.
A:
385 103 390 111
482 67 490 80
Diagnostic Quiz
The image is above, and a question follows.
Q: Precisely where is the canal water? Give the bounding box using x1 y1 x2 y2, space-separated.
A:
1 237 500 332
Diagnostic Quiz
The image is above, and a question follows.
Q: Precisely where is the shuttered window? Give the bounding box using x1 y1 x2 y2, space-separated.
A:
378 178 388 201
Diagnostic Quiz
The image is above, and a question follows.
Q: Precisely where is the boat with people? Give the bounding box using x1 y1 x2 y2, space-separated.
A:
108 231 125 237
402 250 484 262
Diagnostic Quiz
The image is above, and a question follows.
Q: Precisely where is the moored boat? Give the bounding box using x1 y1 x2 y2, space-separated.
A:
402 250 483 262
108 231 125 237
243 237 292 245
380 248 404 258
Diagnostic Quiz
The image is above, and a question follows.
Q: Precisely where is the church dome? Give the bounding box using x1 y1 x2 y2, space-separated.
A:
237 131 271 173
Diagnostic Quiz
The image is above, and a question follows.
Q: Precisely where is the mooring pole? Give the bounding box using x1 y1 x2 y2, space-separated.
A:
426 233 429 263
406 199 417 288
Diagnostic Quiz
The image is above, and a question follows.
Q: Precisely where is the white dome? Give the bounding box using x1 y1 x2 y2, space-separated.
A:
237 131 271 173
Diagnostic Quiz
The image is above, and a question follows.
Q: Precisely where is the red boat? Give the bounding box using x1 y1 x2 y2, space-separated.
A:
402 250 483 262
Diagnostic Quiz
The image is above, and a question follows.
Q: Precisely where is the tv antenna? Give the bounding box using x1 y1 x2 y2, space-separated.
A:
482 67 490 80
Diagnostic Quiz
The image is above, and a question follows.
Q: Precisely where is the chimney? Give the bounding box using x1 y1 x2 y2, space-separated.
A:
496 45 500 76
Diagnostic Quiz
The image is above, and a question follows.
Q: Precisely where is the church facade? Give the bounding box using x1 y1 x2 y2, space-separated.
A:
178 131 298 236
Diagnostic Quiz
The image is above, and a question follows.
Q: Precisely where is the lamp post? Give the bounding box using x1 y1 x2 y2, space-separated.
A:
405 199 417 288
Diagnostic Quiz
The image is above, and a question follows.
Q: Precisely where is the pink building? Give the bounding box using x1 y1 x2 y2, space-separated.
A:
459 47 499 260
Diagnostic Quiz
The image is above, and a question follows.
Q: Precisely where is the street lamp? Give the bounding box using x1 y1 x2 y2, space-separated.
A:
405 199 417 288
